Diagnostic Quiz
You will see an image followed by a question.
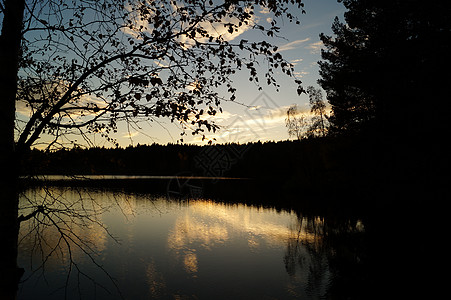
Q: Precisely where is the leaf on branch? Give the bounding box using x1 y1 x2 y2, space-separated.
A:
150 77 163 86
297 87 304 95
128 77 149 87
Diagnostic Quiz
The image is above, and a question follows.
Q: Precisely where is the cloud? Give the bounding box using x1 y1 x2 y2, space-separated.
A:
196 110 236 123
293 71 309 77
259 7 271 14
123 131 139 138
16 80 107 119
123 3 256 49
290 58 304 65
188 101 315 144
188 105 295 144
305 41 324 54
277 38 310 52
198 11 256 42
154 60 169 68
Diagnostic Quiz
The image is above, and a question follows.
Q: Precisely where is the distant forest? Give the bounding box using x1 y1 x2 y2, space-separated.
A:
22 140 315 179
20 136 435 202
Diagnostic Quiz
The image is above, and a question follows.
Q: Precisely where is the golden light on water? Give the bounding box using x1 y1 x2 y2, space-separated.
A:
18 187 330 299
165 199 321 280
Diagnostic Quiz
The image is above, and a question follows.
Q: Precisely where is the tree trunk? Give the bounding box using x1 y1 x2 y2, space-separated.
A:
0 0 26 298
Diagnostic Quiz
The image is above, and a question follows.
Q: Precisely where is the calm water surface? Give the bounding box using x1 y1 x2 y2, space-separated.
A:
17 186 364 299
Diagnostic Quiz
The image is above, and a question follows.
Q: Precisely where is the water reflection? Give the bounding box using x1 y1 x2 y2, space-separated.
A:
146 259 167 299
17 187 366 299
284 217 330 298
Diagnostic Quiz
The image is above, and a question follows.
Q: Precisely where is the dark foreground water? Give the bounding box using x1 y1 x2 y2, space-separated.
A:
17 185 366 299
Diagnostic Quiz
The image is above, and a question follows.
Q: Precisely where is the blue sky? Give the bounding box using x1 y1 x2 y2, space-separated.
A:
114 0 346 146
17 0 346 148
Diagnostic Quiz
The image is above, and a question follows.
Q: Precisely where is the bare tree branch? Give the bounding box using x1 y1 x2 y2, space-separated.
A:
15 0 305 151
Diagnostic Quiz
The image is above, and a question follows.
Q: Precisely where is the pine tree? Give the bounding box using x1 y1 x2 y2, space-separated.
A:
319 0 451 137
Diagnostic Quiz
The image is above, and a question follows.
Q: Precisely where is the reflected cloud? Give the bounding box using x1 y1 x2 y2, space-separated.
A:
146 259 167 298
168 208 229 251
166 200 315 278
183 251 198 276
18 187 361 299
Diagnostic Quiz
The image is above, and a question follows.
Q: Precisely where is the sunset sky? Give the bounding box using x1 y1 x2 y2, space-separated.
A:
20 0 346 148
121 0 346 146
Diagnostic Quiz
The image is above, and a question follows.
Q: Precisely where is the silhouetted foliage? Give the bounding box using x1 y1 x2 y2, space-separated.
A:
285 105 310 140
306 86 328 137
285 86 329 139
319 0 451 137
11 0 305 153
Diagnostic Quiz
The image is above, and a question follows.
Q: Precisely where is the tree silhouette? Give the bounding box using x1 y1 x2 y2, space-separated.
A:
1 0 306 297
306 86 328 137
319 0 451 137
285 104 310 140
285 86 328 140
317 4 450 297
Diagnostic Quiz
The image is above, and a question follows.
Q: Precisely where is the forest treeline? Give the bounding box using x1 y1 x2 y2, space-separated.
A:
21 135 435 203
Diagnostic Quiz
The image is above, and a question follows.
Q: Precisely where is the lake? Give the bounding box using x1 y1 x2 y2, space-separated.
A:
17 183 366 299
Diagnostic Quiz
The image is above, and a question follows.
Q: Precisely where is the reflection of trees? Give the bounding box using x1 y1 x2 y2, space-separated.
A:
284 215 366 299
17 185 124 299
284 216 330 298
